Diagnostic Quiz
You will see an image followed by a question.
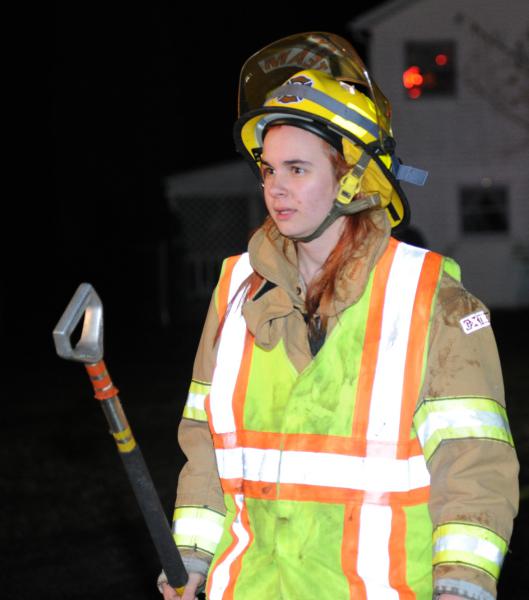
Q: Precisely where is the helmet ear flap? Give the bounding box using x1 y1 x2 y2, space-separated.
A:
341 138 359 167
340 137 395 211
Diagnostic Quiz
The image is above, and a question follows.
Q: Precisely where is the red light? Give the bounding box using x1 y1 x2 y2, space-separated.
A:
435 53 448 66
403 66 424 89
403 66 424 99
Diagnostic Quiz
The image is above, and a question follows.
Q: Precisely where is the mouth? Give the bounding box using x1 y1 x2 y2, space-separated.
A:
274 208 296 220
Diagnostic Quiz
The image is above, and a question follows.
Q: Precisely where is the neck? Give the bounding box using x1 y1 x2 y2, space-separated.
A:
296 216 346 286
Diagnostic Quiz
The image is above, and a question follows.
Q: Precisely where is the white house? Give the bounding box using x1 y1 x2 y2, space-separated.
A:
348 0 529 307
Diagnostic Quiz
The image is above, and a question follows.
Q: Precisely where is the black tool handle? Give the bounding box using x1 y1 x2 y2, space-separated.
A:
119 445 188 590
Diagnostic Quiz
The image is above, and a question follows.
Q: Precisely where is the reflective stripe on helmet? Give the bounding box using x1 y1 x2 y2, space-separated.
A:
172 506 225 556
269 83 381 140
432 522 508 580
414 397 514 462
182 380 210 422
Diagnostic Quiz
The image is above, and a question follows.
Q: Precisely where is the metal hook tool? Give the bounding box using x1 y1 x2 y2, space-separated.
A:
53 283 188 594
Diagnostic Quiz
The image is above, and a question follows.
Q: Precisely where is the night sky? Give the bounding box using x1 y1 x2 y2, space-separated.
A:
50 6 376 233
12 4 383 362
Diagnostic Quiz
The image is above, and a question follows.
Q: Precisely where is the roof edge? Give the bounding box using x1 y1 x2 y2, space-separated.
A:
349 0 425 30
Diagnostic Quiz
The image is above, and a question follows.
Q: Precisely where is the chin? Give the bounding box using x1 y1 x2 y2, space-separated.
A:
270 219 304 239
275 225 304 239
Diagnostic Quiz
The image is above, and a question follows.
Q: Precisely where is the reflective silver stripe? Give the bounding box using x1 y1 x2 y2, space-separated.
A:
434 533 503 565
183 381 210 421
418 408 509 442
210 254 253 434
172 506 225 556
357 505 395 596
186 391 206 409
268 83 381 140
216 447 429 492
414 398 513 460
367 243 426 445
433 523 507 580
208 494 250 600
182 389 208 421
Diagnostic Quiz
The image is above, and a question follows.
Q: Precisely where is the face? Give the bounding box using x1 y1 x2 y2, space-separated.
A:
260 125 341 241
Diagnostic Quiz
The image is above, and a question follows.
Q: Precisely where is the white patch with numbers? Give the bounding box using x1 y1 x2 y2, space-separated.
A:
459 310 490 335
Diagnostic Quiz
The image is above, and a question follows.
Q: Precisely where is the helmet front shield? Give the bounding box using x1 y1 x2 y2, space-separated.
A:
238 32 392 149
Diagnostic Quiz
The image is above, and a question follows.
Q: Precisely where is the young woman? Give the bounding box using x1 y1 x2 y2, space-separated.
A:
159 33 518 600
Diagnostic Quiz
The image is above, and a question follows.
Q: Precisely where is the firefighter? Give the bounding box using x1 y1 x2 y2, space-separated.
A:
159 32 518 600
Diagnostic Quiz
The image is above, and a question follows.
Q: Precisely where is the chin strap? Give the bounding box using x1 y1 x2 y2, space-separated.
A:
290 193 381 243
290 151 380 244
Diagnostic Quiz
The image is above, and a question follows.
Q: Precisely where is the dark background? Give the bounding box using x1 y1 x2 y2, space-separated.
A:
12 6 378 365
3 4 527 598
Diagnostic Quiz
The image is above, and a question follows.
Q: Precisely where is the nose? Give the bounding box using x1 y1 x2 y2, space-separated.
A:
265 171 288 197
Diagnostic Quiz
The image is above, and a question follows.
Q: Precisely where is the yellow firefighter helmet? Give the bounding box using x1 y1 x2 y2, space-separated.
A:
234 32 428 234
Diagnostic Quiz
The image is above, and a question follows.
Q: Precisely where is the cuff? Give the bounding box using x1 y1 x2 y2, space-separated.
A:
434 578 495 600
157 570 168 594
181 554 210 578
157 556 210 595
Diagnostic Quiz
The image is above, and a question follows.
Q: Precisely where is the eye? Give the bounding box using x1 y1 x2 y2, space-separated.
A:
261 166 274 178
291 165 305 175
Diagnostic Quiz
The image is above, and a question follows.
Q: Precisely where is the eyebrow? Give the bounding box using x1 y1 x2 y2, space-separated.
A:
261 158 313 167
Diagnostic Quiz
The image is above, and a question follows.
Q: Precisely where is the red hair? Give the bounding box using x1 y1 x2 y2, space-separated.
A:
305 143 377 337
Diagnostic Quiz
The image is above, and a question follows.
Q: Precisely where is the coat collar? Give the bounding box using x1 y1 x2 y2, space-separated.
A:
248 210 390 313
242 210 391 351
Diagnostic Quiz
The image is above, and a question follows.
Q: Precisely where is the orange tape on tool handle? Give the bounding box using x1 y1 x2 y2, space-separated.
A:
85 360 119 400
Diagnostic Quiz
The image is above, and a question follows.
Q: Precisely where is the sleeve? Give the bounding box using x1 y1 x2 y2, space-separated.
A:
413 271 519 600
170 286 226 574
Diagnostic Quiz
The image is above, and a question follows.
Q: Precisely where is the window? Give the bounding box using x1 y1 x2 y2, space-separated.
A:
460 184 509 233
403 41 456 99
